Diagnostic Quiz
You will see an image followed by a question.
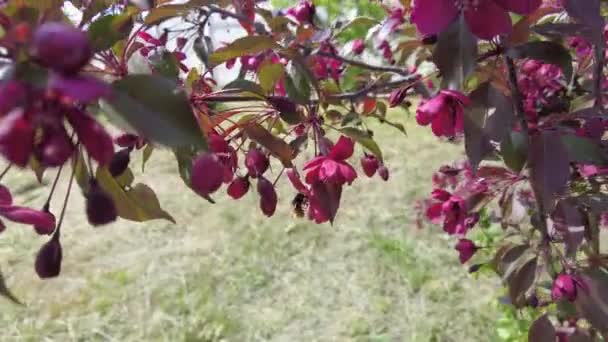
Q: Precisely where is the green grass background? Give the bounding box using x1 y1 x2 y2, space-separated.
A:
0 110 514 341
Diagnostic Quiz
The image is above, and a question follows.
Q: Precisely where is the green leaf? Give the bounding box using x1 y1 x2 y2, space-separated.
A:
433 15 478 89
561 134 608 165
575 269 608 333
529 130 570 212
501 131 528 172
209 36 278 67
149 51 180 79
103 75 205 148
96 167 176 223
335 16 379 37
283 63 312 104
464 82 514 171
244 122 294 167
88 13 134 52
173 145 215 203
528 314 556 342
142 144 154 172
223 78 266 97
72 150 90 194
144 0 218 25
114 167 134 188
258 63 285 94
506 41 574 81
340 127 383 162
0 268 22 305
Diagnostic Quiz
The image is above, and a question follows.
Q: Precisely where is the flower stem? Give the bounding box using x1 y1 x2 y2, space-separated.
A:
0 163 11 181
44 165 64 207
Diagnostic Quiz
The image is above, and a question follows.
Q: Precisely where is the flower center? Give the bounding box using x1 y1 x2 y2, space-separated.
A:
454 0 483 11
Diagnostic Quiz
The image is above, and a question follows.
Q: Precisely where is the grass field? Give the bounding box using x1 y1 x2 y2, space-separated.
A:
0 110 504 341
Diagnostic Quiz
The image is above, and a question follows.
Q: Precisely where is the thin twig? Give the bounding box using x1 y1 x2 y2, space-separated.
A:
55 157 77 238
0 163 11 181
315 51 409 75
505 56 530 138
203 78 416 104
44 165 64 206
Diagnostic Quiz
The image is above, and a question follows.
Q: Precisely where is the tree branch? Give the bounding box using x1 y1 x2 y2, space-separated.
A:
314 52 431 98
593 42 605 110
201 77 416 104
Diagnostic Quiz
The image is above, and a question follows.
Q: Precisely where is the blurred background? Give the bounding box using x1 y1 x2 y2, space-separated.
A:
0 1 533 341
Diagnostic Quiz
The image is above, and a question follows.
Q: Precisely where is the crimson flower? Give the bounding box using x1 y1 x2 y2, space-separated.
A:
0 184 55 234
351 39 365 55
287 169 342 224
303 136 357 186
416 90 470 138
552 274 585 302
455 238 478 263
426 189 478 235
411 0 542 40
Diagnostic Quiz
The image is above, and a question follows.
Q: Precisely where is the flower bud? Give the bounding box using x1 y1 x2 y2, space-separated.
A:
389 87 408 108
378 165 389 181
109 148 131 177
245 148 269 177
31 22 92 75
34 203 55 235
455 239 478 264
36 127 74 167
227 176 250 199
191 153 225 196
35 234 62 278
352 39 365 55
360 154 379 177
421 35 437 45
0 109 34 167
468 264 483 274
290 1 315 24
552 274 579 302
67 110 114 166
257 176 277 217
86 179 117 226
268 97 297 117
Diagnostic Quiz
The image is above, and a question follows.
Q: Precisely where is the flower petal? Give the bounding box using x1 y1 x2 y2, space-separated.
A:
286 168 309 194
67 110 115 166
0 205 55 231
426 203 443 223
338 162 357 185
49 74 111 102
0 185 12 206
329 136 355 160
319 160 340 183
0 109 34 167
494 0 542 15
465 1 512 40
411 0 459 36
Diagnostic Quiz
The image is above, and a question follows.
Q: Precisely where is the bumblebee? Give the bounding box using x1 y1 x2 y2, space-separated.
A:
291 193 309 218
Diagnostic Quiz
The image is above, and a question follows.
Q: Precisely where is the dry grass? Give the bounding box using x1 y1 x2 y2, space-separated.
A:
0 111 501 341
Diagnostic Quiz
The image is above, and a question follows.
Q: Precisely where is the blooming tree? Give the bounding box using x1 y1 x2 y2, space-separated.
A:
0 0 607 338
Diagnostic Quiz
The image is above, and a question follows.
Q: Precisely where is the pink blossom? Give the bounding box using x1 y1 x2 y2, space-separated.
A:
411 0 541 40
455 238 478 263
552 274 585 302
303 136 357 185
0 185 55 234
287 169 343 224
360 154 379 177
352 39 365 55
416 90 470 138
